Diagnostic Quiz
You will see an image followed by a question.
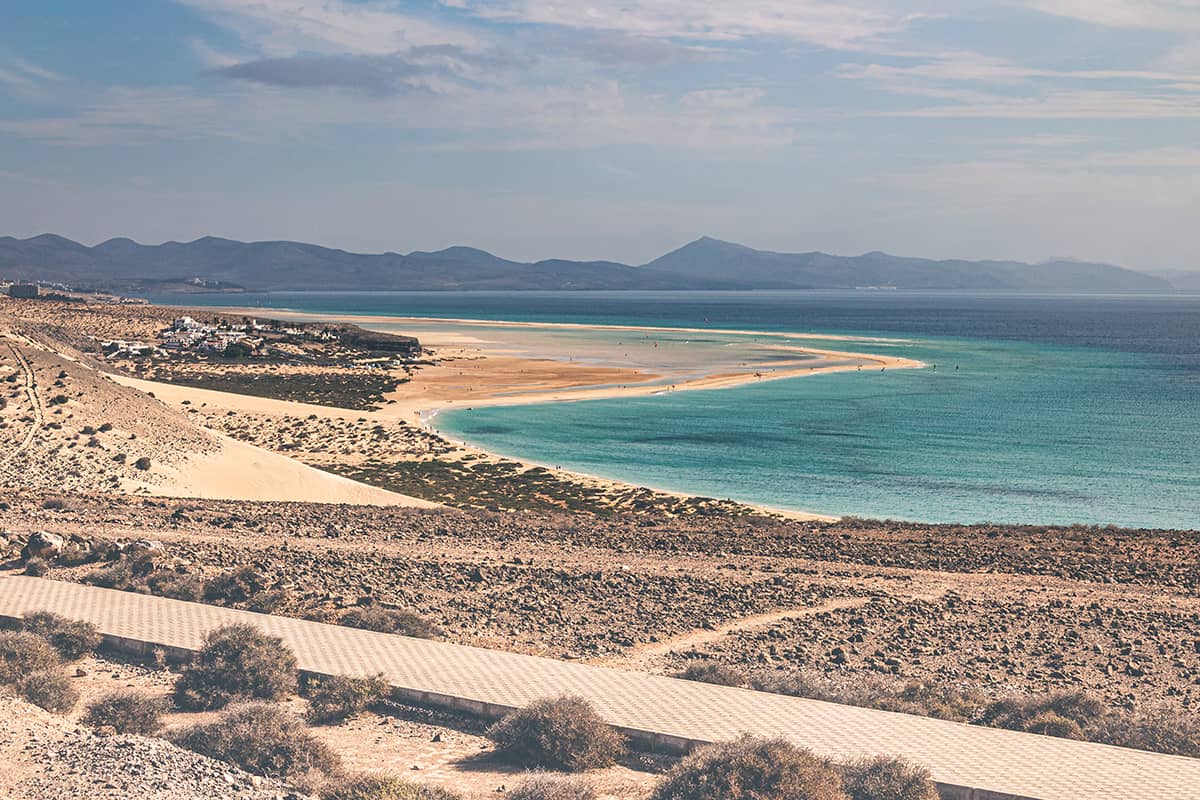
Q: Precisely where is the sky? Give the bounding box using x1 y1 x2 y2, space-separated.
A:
1 1 1198 269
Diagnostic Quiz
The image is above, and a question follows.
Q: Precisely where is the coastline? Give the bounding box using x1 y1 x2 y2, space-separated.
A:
108 305 924 519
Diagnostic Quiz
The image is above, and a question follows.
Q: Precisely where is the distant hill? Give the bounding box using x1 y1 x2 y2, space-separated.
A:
645 237 1175 293
0 233 1177 293
1149 270 1200 291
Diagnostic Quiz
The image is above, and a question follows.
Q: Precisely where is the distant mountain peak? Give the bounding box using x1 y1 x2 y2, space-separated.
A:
0 232 1176 293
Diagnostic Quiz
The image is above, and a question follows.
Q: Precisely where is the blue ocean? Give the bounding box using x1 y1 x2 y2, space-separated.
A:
170 291 1200 529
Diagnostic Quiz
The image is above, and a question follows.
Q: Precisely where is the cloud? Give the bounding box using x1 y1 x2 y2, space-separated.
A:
175 0 479 55
442 0 928 50
1018 0 1200 31
0 55 62 99
0 76 794 152
836 49 1200 118
212 46 521 95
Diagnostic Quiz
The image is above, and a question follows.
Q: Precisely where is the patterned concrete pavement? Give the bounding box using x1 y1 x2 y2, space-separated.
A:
2 575 1198 800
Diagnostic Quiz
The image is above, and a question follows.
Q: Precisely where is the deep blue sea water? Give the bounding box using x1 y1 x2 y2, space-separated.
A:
168 291 1200 528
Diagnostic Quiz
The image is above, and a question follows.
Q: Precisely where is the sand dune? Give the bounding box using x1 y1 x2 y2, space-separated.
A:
0 325 433 508
131 434 430 506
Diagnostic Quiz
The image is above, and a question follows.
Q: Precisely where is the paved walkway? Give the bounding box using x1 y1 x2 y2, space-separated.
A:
2 576 1198 800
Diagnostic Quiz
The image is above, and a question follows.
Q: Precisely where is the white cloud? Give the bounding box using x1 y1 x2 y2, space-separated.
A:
1018 0 1200 31
176 0 479 56
0 56 62 99
0 78 794 151
443 0 928 49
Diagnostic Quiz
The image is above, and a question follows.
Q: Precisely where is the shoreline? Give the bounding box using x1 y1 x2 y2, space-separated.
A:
122 303 927 519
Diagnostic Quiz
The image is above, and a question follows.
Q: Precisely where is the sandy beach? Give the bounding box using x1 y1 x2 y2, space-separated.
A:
104 311 923 518
2 296 920 516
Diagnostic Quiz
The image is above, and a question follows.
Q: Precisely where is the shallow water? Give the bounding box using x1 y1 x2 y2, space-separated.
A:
172 291 1200 528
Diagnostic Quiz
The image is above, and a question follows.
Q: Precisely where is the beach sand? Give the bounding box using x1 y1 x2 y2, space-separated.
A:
106 315 923 519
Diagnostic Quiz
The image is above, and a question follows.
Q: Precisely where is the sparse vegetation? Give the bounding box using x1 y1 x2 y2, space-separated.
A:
0 631 61 683
751 671 985 723
83 690 169 734
170 702 340 779
651 736 846 800
21 611 100 660
304 673 390 724
1087 705 1200 758
320 775 464 800
202 567 265 605
339 607 442 640
17 668 79 713
842 757 938 800
146 569 205 601
174 623 298 710
23 557 49 576
508 773 597 800
979 691 1103 739
487 695 625 772
676 660 747 688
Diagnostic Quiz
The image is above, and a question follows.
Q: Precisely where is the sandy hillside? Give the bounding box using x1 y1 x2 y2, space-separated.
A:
0 323 433 508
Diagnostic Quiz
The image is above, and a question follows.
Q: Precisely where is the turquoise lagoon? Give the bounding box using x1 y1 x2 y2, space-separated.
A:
170 291 1200 528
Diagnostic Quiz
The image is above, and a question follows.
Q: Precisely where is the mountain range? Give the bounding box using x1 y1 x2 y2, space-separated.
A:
0 233 1184 293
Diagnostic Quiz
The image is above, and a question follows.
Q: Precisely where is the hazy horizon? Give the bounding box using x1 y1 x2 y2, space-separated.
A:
3 2 1199 269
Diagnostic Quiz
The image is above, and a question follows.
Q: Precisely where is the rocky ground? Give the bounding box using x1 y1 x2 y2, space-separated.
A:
0 652 661 800
0 326 219 496
0 691 297 800
3 494 1197 713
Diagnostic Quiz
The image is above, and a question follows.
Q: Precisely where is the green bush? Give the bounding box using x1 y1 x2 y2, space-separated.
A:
83 690 169 734
18 668 79 713
170 702 340 779
339 607 442 640
842 757 938 800
321 775 463 800
508 774 597 800
0 631 61 683
174 624 298 711
676 661 747 688
487 696 625 772
21 611 100 660
652 736 847 800
305 673 390 724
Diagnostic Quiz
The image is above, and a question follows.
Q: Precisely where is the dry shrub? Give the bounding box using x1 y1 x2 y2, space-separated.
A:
676 660 747 688
174 624 298 711
203 567 265 605
18 668 79 713
652 736 846 800
83 690 169 734
508 773 597 800
169 702 340 779
340 607 442 640
980 691 1103 738
305 673 390 724
842 757 938 800
321 774 463 800
146 570 204 601
21 611 100 660
487 696 625 772
81 560 136 590
751 671 983 723
0 631 61 683
23 557 50 577
1087 706 1200 758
